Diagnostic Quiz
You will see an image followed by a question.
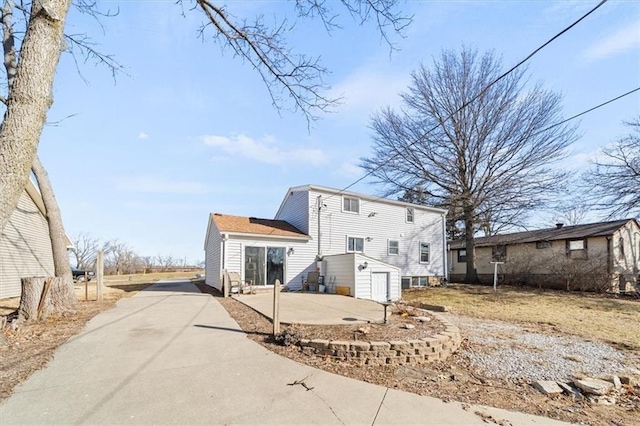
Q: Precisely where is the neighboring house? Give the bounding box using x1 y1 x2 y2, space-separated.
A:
204 184 448 302
0 180 55 299
448 219 640 292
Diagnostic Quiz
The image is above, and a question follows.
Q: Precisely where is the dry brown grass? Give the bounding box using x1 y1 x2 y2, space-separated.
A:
402 284 640 350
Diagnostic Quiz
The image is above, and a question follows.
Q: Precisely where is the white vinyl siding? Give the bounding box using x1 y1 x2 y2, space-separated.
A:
308 188 445 279
204 224 222 290
0 191 54 299
274 190 310 234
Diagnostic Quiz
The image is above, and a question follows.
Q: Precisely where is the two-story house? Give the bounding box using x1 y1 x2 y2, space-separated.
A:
204 184 448 301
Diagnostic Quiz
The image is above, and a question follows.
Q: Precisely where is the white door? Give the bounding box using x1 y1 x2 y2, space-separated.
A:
371 272 389 302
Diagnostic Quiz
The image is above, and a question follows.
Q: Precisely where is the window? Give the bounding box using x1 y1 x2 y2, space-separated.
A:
419 242 430 263
406 207 414 223
410 276 429 287
388 240 399 255
343 197 359 213
536 241 551 249
457 249 467 263
567 239 587 259
619 237 625 259
492 245 507 262
347 236 364 253
401 277 411 289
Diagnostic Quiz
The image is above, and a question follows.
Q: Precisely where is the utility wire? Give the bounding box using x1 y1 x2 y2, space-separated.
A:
323 0 610 202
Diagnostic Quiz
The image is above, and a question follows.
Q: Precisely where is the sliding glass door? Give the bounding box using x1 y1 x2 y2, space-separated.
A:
245 246 285 286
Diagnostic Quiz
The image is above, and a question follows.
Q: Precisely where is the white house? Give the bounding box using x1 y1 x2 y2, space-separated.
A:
204 184 448 301
1 180 54 299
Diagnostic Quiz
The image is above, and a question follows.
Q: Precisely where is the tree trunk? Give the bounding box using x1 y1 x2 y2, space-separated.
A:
32 154 75 310
464 205 479 283
16 276 72 323
0 0 72 234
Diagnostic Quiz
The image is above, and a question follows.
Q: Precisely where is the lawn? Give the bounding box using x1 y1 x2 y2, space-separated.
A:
402 284 640 350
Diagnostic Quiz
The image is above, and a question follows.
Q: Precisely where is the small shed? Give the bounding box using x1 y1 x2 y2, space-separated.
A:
322 253 401 302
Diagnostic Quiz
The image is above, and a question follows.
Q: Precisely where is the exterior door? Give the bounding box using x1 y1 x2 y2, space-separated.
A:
371 272 389 302
245 246 285 286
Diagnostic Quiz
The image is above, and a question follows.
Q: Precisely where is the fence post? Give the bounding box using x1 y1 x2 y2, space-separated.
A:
223 269 229 298
97 250 104 301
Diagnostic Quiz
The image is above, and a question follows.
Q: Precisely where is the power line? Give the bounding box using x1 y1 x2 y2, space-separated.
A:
324 0 610 201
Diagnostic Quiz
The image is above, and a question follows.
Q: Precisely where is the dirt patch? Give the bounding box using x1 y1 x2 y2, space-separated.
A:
199 283 640 426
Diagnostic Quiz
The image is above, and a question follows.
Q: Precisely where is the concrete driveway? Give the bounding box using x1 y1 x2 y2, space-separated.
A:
0 280 568 425
234 292 385 325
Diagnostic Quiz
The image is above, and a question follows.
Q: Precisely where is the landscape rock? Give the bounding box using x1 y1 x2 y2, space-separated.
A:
601 375 622 390
574 378 614 396
403 324 416 330
414 316 431 322
558 382 584 401
532 380 564 395
619 375 638 387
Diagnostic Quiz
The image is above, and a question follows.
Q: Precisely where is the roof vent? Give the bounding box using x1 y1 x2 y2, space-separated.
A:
555 223 564 229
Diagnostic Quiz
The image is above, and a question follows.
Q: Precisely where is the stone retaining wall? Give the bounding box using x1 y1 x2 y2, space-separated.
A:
298 312 462 366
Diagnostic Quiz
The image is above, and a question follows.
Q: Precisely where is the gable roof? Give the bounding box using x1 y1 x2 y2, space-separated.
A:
449 219 639 250
275 184 448 218
210 213 309 240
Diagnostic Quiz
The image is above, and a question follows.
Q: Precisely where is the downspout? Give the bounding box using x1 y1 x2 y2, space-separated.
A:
316 195 322 260
222 233 228 270
442 213 448 281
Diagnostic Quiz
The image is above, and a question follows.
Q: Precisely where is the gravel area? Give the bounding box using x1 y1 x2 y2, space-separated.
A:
450 315 633 381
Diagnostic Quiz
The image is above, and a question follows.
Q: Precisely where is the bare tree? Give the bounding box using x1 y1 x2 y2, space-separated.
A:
584 117 640 218
70 232 104 269
193 0 410 122
155 255 176 271
361 48 578 282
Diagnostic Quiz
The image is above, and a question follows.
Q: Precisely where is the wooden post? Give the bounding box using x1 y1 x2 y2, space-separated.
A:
96 250 104 302
273 279 281 335
84 271 88 301
223 269 229 298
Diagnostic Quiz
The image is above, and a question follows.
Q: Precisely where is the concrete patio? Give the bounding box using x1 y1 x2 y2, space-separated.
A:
234 292 386 325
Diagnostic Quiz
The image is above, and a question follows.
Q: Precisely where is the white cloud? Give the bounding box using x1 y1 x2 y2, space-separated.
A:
330 68 409 114
116 176 208 195
334 161 363 179
201 133 328 167
583 20 640 61
138 132 149 140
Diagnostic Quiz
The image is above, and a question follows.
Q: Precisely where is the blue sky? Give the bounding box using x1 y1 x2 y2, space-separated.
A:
38 0 639 263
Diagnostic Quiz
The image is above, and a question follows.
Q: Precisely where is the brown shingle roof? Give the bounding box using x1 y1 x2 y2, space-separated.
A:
211 213 309 239
449 219 638 250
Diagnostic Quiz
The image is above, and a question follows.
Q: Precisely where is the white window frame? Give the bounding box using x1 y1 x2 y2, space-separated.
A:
406 207 414 223
419 242 430 263
342 196 360 214
346 236 365 253
388 240 399 255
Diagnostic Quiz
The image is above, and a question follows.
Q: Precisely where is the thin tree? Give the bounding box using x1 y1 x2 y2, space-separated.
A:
361 48 578 282
584 117 640 218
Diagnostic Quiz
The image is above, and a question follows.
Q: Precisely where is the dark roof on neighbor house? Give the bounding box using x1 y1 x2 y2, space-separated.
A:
449 219 639 250
211 213 309 239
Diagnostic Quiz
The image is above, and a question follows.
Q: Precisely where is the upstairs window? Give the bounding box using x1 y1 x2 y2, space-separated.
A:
457 249 467 263
419 242 430 263
343 197 359 214
492 245 507 262
619 237 625 259
347 236 364 253
388 240 399 255
406 207 414 223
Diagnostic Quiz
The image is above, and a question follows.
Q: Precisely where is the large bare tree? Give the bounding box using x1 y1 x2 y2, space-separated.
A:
361 48 578 282
584 117 640 218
